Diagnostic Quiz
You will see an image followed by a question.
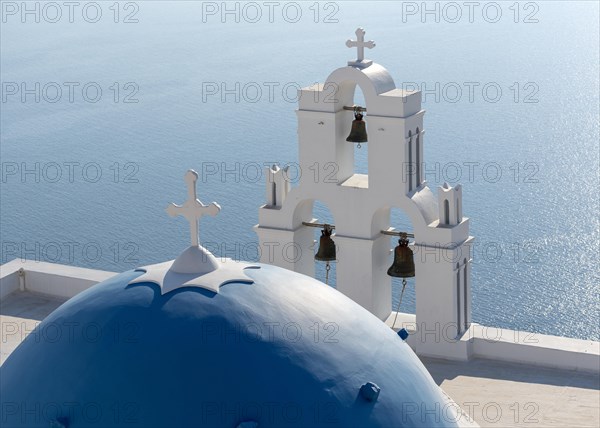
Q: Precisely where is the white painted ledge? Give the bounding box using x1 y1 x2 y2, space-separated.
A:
469 323 600 373
0 259 117 300
385 311 600 373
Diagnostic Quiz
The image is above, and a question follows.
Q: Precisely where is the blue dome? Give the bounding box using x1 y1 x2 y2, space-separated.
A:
1 264 462 427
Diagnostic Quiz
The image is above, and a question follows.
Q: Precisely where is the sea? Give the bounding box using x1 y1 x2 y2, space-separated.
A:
1 1 598 340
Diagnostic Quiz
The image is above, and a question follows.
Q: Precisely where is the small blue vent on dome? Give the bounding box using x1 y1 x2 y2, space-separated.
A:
398 328 409 341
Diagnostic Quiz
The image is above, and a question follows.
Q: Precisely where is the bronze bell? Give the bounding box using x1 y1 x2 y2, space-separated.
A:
387 235 415 278
315 224 336 262
346 111 367 145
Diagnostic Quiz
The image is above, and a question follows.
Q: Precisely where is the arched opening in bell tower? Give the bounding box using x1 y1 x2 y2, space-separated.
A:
463 257 469 332
456 262 461 334
416 127 422 187
407 128 423 193
443 200 450 225
351 87 368 178
327 74 375 190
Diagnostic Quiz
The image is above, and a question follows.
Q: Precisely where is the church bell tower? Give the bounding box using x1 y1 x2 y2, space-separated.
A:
255 28 474 360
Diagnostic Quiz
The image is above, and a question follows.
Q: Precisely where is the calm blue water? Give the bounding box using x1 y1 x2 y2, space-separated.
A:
1 2 598 340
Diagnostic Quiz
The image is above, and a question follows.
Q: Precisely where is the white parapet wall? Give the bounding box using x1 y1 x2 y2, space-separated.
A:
0 259 117 300
468 323 600 373
387 313 600 373
1 260 598 374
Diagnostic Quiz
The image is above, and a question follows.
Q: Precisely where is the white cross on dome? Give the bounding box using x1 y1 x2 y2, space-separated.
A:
166 169 220 247
129 169 259 295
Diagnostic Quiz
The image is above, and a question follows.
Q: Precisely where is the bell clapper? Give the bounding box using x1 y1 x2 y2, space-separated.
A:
325 261 331 285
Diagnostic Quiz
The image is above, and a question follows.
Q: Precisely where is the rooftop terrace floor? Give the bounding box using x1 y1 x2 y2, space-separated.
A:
2 291 599 427
424 357 599 427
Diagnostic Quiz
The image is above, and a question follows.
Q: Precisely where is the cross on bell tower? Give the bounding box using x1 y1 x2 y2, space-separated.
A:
346 27 376 68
